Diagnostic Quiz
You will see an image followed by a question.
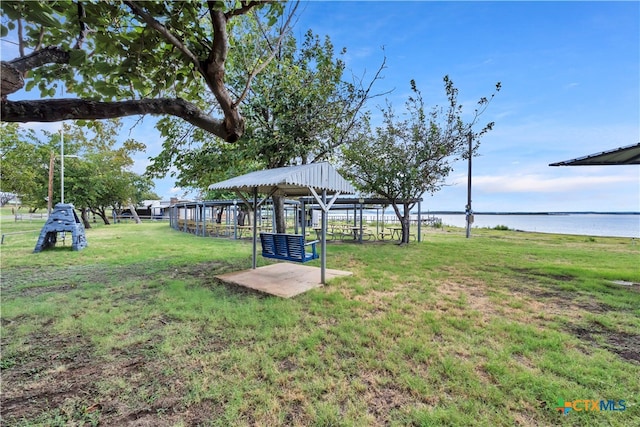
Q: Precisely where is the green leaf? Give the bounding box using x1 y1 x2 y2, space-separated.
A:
30 10 60 28
0 25 8 37
69 50 87 67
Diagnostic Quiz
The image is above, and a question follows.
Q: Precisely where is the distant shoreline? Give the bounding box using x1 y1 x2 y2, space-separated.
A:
424 211 640 216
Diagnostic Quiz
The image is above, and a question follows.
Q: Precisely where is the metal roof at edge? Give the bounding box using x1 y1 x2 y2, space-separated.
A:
208 162 356 196
549 143 640 166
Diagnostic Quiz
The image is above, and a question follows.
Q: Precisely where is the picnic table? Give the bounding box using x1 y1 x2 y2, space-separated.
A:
341 226 374 241
388 227 403 240
383 227 417 242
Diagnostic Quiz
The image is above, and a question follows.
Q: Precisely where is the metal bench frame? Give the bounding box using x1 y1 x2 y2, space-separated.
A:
259 232 319 263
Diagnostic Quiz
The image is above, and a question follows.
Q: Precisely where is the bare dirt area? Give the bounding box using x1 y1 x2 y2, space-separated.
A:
1 339 220 426
0 260 243 426
503 267 640 364
568 324 640 364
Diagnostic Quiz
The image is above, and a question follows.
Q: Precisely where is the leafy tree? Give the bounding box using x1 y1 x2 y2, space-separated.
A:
0 193 16 207
0 122 57 211
341 77 500 244
61 120 147 226
148 29 384 232
0 123 39 207
1 119 147 225
0 0 296 142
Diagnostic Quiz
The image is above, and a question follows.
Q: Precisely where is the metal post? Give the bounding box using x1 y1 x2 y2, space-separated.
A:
359 198 364 243
321 190 327 284
301 200 306 237
252 188 258 269
47 151 54 215
233 200 238 240
466 132 473 239
417 200 422 242
60 129 64 204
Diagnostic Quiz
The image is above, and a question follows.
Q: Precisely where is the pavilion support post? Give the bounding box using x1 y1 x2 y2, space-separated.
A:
252 188 258 269
417 200 422 242
359 200 363 244
301 200 306 237
321 190 327 284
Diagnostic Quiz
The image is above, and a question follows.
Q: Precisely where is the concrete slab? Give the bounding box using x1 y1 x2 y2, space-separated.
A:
215 263 352 298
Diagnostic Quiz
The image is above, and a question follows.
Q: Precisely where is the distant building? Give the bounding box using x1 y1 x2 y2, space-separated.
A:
120 199 186 220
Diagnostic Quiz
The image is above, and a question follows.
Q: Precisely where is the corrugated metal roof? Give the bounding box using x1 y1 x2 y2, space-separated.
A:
208 162 356 196
549 143 640 166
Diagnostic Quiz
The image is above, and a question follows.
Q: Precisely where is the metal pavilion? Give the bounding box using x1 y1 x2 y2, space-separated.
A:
208 162 356 284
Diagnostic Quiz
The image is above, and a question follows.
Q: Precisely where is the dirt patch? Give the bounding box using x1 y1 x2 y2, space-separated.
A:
1 260 242 299
510 267 575 282
504 267 612 316
0 260 252 426
361 370 427 423
568 324 640 364
0 331 196 426
1 333 100 423
434 279 499 323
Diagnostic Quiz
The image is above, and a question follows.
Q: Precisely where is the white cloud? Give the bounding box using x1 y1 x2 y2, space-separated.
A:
473 173 638 193
18 121 64 134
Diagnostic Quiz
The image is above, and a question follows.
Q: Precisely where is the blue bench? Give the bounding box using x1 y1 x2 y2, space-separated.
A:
259 232 319 263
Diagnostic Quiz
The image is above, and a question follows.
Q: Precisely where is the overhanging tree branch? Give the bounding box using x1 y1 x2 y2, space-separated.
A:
124 1 203 74
1 47 71 99
1 98 232 140
233 1 299 107
6 46 70 74
225 1 264 19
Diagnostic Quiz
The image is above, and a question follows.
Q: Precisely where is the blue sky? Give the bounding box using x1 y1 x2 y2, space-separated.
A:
2 1 638 212
291 1 639 212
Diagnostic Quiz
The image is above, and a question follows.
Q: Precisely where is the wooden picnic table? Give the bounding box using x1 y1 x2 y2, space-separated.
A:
388 227 403 240
341 226 374 241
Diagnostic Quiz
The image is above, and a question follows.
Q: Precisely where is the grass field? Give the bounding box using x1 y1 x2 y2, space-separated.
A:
1 216 639 426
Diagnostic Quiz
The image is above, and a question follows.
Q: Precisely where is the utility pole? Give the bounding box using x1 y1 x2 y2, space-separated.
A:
466 132 473 238
47 151 54 214
60 128 65 204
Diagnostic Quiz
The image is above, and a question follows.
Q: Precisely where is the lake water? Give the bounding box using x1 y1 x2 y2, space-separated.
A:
329 212 639 238
429 213 639 238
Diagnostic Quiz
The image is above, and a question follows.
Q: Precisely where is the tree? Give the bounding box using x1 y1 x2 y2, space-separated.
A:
60 120 147 226
0 122 55 211
0 123 39 206
0 1 296 143
341 77 500 245
1 119 148 225
148 29 384 232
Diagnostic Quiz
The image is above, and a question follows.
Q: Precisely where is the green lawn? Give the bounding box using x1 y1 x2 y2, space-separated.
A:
1 218 638 426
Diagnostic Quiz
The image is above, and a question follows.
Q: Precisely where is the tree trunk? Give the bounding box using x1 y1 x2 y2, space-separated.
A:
391 202 412 245
91 207 111 225
400 210 411 245
272 194 287 233
128 204 142 224
80 208 92 229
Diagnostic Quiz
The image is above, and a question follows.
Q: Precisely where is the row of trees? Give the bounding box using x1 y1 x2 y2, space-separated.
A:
1 1 500 244
0 120 157 228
